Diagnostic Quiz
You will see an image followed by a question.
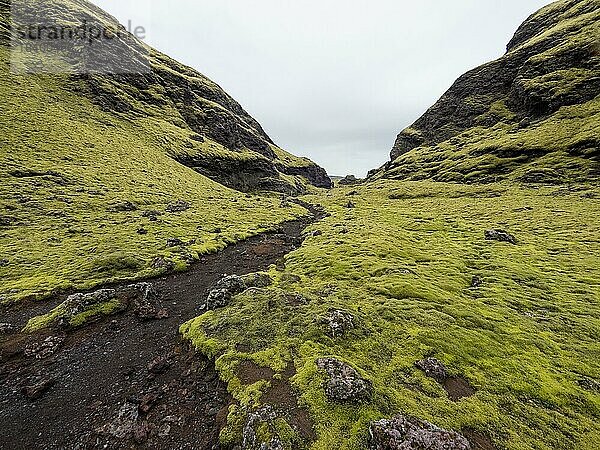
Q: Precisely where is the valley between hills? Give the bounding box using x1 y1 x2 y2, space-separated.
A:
1 0 599 449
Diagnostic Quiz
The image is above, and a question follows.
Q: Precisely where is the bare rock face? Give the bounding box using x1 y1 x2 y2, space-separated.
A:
370 415 471 450
316 357 372 402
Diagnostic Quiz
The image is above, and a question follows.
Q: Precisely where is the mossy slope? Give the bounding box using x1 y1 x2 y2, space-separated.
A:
182 180 600 449
375 0 600 183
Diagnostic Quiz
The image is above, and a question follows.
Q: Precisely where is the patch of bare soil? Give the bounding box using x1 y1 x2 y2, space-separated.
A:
0 206 323 449
443 376 477 402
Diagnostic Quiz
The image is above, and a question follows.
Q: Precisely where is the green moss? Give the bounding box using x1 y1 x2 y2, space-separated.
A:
182 180 600 449
23 298 125 332
0 46 306 304
68 299 124 328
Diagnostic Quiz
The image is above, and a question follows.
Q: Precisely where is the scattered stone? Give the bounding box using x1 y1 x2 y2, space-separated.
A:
137 228 148 235
578 376 600 392
415 357 448 382
212 227 222 234
25 336 66 359
485 229 517 245
142 210 161 222
165 200 191 213
206 275 248 310
346 201 356 209
347 190 359 196
97 403 140 439
242 272 273 289
21 377 56 400
0 216 15 227
148 355 173 375
242 406 285 450
471 276 482 288
166 238 184 247
312 230 323 237
109 201 138 212
125 283 168 321
324 310 355 338
369 415 471 450
139 392 160 414
58 289 120 328
0 322 16 334
316 357 373 402
151 256 175 272
0 259 9 267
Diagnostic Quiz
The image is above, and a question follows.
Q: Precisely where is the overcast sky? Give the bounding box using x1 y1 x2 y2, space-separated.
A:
92 0 549 177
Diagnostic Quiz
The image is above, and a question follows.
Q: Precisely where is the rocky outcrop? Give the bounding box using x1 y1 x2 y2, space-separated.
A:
316 357 373 402
377 0 600 183
370 415 471 450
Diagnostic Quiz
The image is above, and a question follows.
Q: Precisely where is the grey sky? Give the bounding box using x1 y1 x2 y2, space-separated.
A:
93 0 550 177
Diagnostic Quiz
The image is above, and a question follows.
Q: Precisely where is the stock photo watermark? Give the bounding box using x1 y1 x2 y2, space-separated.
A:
10 0 151 74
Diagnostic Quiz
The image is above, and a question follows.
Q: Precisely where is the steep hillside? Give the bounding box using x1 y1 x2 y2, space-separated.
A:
372 0 599 184
2 0 331 193
0 0 330 304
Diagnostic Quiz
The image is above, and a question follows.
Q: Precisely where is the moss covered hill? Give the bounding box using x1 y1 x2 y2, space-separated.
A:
371 0 599 184
0 0 330 303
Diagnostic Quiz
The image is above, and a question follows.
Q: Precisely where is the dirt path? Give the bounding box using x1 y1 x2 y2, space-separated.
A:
0 203 323 449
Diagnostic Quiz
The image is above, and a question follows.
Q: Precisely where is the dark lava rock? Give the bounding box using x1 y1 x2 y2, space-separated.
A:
109 201 138 212
346 201 356 209
142 210 162 222
56 289 126 329
125 282 168 320
415 358 448 382
96 403 140 439
137 228 148 235
24 336 66 359
165 200 191 213
0 259 9 267
166 238 184 247
578 376 600 392
519 168 564 184
0 216 15 227
151 256 175 272
242 406 285 450
485 229 517 245
316 357 372 403
21 377 56 400
148 355 173 375
471 276 482 288
338 175 361 186
206 275 248 310
324 310 355 338
370 415 471 450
